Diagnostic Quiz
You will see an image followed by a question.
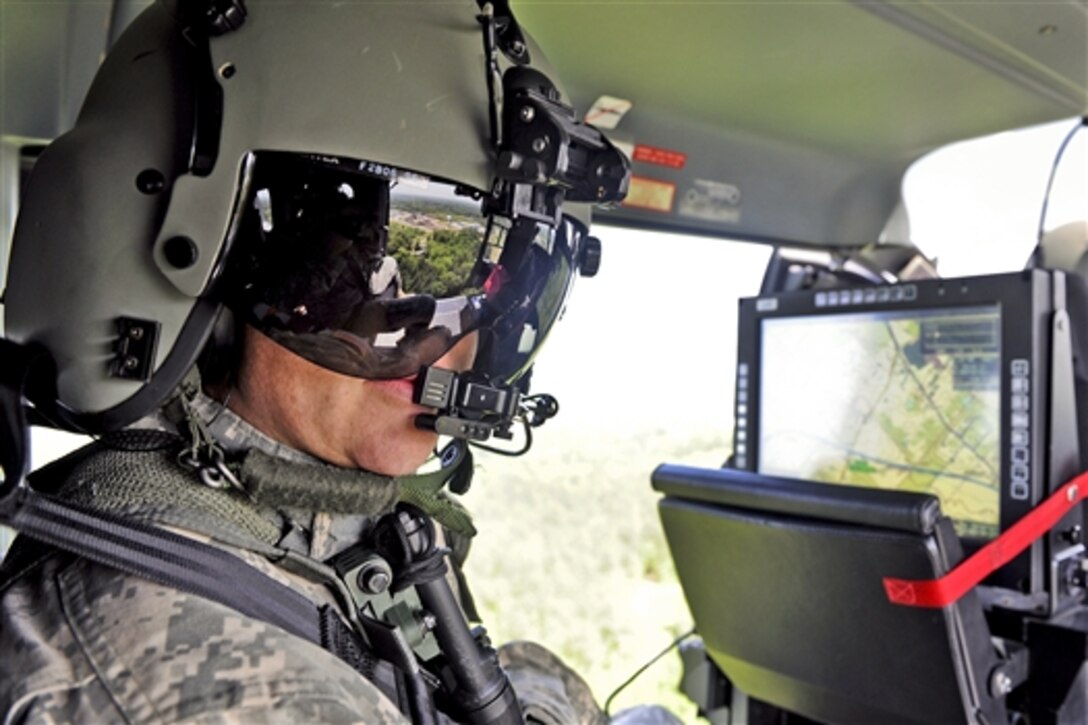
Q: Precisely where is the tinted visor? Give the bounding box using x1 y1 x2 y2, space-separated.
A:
475 214 585 384
227 153 580 382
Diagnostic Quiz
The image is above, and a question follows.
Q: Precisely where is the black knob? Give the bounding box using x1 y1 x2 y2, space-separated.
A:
163 236 199 270
135 169 165 195
579 236 602 278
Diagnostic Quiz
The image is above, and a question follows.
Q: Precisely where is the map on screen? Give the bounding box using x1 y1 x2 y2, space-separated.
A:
758 305 1001 538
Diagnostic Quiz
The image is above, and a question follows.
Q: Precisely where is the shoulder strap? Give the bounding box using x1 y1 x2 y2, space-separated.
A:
1 487 440 722
0 341 437 720
4 488 322 640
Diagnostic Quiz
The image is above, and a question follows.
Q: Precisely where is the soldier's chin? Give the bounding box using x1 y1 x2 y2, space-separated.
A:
269 328 455 380
360 426 438 477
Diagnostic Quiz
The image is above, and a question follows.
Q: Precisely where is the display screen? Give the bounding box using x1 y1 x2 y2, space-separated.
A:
757 305 1001 538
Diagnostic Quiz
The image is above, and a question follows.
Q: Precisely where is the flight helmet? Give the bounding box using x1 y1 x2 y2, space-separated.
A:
4 0 628 432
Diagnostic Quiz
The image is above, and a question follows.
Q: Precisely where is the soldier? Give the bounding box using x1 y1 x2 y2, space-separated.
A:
0 1 664 722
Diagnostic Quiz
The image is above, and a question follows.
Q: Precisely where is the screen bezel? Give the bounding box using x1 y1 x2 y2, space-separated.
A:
735 270 1053 594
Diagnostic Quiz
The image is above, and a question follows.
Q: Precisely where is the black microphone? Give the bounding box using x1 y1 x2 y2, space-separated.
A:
413 367 520 442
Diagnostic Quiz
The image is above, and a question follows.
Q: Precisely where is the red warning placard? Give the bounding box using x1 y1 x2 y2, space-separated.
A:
633 144 687 170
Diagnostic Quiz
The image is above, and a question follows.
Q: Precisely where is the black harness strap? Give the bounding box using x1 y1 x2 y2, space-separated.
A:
4 488 322 642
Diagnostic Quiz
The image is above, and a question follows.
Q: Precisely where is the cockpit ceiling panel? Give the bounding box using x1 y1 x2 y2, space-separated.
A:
515 0 1086 159
515 0 1087 246
2 1 1085 248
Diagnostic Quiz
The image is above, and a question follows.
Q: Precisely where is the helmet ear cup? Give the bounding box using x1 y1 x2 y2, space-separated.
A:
5 3 214 427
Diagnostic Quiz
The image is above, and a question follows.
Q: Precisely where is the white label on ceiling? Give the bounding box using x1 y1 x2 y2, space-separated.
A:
585 95 633 130
679 178 742 224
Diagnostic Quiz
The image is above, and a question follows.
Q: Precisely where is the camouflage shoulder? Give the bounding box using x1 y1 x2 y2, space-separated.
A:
611 705 686 725
498 640 608 725
1 553 128 723
2 555 409 724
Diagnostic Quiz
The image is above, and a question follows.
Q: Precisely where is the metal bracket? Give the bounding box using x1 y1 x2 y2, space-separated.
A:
988 642 1030 698
110 317 161 382
1048 271 1084 614
475 0 530 65
1050 544 1087 614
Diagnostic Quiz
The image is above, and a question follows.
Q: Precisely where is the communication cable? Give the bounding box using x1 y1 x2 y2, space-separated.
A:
603 627 697 717
1035 117 1087 245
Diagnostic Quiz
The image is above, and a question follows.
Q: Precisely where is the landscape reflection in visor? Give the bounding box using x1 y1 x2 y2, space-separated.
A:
230 153 574 383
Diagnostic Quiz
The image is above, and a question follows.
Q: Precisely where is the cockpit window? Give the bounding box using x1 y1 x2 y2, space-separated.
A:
903 118 1085 277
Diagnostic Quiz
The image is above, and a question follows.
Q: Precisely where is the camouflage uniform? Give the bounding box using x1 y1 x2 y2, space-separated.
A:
0 393 610 724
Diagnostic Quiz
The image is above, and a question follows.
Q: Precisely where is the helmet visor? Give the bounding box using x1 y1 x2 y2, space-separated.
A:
226 153 578 382
474 214 585 384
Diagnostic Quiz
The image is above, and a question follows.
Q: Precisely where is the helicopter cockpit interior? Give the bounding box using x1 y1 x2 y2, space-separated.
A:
658 263 1088 723
3 2 1087 723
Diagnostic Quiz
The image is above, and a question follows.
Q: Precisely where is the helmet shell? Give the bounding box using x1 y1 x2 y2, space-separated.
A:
7 0 567 429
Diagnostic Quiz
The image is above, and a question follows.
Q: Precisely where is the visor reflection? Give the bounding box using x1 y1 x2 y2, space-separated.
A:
387 179 487 299
234 154 571 381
